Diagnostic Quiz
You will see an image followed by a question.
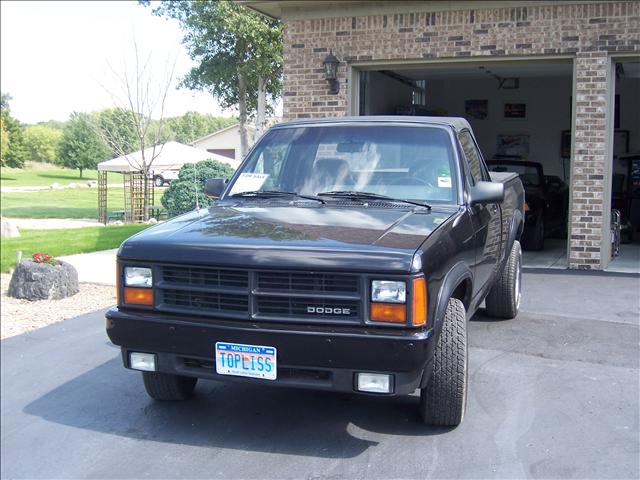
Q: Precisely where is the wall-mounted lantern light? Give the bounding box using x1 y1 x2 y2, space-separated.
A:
323 51 340 95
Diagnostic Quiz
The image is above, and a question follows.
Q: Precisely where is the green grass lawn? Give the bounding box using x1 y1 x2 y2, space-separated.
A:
1 224 149 272
1 163 121 187
0 188 163 219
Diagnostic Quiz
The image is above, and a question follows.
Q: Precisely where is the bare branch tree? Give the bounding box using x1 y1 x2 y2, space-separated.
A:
94 41 176 220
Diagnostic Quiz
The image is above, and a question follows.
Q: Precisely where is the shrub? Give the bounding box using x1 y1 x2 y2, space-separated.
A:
161 159 235 217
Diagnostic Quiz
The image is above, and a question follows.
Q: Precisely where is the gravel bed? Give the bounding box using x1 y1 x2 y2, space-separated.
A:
1 273 116 339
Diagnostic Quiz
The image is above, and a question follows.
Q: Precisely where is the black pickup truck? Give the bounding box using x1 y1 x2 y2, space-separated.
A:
106 117 525 426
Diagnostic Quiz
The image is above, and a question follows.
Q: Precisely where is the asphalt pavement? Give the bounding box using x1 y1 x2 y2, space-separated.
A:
1 271 638 479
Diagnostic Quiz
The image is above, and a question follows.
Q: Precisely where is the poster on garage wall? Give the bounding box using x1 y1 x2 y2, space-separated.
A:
465 99 488 119
496 134 530 158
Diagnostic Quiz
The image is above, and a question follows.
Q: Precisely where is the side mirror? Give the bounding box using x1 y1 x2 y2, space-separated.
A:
205 178 227 198
469 181 504 205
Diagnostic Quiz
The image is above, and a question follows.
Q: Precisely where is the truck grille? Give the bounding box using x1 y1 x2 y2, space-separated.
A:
163 266 248 289
155 265 362 324
256 296 360 319
257 271 359 293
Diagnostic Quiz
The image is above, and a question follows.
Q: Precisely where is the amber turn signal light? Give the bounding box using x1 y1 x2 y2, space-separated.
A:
411 277 427 326
370 303 406 323
123 287 153 306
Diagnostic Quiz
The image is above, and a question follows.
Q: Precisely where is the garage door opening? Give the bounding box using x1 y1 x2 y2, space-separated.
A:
608 58 640 273
356 59 573 268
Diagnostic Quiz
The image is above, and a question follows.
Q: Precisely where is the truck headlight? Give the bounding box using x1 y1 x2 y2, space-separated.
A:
371 280 406 303
124 267 153 287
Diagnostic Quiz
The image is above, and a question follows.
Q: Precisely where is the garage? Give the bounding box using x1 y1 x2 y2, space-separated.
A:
353 57 639 271
355 59 573 266
245 0 639 271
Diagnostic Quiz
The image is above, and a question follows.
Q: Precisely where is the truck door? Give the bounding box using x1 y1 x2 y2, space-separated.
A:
458 130 503 300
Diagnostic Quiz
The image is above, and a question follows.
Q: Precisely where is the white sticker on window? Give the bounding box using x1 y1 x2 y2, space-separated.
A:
229 173 270 195
438 176 452 188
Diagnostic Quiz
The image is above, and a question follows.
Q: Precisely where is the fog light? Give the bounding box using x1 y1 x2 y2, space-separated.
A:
130 352 156 372
356 372 393 393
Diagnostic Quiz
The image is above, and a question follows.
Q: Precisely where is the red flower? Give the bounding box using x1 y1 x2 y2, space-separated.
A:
31 252 56 265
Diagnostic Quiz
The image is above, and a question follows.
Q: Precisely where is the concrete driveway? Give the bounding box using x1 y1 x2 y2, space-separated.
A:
1 272 638 479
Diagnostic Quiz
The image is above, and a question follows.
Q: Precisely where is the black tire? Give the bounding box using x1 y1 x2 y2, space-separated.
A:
142 372 197 401
527 213 545 250
154 175 164 187
419 298 468 426
485 240 522 319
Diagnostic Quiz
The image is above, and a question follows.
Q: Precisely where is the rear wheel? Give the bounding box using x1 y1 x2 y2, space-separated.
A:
142 372 197 401
485 240 522 319
419 297 468 426
154 175 165 187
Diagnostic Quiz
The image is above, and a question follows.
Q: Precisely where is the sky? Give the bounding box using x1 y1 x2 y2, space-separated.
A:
0 1 240 124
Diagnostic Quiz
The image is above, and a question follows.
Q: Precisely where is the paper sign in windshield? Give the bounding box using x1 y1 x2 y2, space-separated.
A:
229 173 270 195
438 176 452 188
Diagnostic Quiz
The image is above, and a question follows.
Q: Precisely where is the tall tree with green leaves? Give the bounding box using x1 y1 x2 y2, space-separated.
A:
0 92 29 168
57 112 110 177
0 116 9 166
145 0 282 157
24 125 63 163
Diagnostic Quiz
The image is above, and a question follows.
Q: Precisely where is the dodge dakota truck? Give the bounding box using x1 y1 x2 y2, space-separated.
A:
106 116 525 426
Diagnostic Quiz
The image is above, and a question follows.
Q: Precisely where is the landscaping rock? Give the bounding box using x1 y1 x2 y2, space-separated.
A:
0 217 20 238
68 183 78 189
87 180 97 188
147 218 158 224
50 183 63 190
8 260 79 301
109 220 124 226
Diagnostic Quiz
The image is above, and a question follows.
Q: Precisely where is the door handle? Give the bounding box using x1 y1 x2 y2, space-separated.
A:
491 205 498 213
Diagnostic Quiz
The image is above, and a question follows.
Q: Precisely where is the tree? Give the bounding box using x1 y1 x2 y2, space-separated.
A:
24 125 63 163
99 42 176 220
146 1 282 157
57 112 110 177
0 116 9 166
164 112 236 144
161 159 235 217
91 108 140 158
1 92 29 168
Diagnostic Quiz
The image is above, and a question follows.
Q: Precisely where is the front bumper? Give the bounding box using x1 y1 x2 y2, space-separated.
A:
106 307 435 395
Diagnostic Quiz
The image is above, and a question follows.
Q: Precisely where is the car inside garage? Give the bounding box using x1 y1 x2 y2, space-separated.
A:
355 58 639 271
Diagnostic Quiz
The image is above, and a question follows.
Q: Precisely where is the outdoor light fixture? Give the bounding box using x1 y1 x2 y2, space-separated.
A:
323 51 340 94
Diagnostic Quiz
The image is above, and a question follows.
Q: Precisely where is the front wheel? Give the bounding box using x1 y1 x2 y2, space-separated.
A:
419 297 468 426
485 240 522 319
142 372 197 401
154 175 165 187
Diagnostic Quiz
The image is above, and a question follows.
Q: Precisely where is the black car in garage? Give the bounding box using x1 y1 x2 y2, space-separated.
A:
487 158 568 250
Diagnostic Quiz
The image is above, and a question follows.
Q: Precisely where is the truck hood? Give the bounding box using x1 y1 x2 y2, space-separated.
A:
119 204 456 273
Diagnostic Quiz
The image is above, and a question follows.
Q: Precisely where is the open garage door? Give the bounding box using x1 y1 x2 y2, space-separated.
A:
608 58 640 273
356 59 573 268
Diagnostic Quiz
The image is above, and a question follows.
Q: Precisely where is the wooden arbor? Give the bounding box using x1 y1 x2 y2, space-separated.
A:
97 171 155 224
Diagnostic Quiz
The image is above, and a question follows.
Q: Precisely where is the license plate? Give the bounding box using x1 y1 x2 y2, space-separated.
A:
215 342 277 380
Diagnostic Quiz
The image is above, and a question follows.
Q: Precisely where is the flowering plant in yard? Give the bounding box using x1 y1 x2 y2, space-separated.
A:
31 252 57 266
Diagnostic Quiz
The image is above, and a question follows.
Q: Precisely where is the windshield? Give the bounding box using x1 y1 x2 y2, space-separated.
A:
488 163 542 187
225 125 458 203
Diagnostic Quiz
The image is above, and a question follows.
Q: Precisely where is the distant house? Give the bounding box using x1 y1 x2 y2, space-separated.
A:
191 123 256 161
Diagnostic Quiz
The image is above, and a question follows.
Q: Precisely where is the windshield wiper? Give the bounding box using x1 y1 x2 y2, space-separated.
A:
318 190 431 209
229 190 325 204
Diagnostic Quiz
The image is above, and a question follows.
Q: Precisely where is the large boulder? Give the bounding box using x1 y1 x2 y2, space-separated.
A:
1 217 20 238
8 260 79 301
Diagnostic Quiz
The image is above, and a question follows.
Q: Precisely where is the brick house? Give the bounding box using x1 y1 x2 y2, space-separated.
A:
243 1 640 271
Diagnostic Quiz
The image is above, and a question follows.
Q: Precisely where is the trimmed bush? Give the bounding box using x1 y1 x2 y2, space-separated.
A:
161 160 235 217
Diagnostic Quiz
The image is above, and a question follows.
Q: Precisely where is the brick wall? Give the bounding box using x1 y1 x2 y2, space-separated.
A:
281 1 640 269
